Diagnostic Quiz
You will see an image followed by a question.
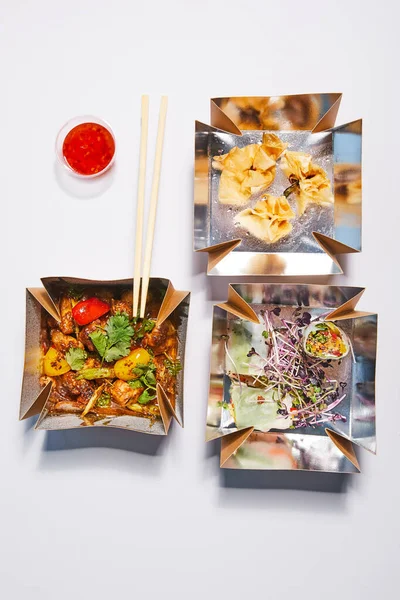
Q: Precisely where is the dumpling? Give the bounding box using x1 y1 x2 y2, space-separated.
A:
235 195 295 244
213 133 288 206
281 151 333 216
261 133 288 161
213 144 257 173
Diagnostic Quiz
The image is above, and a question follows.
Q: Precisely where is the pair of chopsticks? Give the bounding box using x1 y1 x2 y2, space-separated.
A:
133 95 168 319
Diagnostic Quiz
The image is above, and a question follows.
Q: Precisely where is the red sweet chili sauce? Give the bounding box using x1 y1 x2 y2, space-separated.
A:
62 122 115 176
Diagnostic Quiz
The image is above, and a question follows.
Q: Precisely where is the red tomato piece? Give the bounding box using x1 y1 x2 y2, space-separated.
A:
72 297 110 326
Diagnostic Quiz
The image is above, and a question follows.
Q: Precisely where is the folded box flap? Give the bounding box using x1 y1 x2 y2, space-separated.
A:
220 427 255 467
326 287 365 320
156 281 190 327
210 100 242 135
325 428 360 471
313 232 359 258
216 284 260 324
27 287 60 322
312 94 342 132
20 380 52 421
197 239 242 273
20 290 55 421
332 118 362 136
211 93 342 132
195 120 228 134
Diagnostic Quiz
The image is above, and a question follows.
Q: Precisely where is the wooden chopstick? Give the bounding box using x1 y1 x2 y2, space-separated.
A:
139 95 168 318
133 95 149 317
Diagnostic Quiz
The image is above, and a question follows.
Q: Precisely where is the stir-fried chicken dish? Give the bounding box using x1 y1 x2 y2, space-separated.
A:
39 286 181 422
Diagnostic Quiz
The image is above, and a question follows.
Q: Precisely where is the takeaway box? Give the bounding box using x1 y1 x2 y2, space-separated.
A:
195 94 362 276
207 284 376 472
20 277 190 435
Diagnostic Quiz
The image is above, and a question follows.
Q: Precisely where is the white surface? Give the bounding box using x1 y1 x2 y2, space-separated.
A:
1 1 399 598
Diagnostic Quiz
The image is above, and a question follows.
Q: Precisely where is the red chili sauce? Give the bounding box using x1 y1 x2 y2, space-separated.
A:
62 122 115 176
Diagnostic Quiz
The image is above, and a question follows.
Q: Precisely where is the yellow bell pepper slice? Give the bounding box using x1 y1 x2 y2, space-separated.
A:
43 347 71 376
114 348 151 381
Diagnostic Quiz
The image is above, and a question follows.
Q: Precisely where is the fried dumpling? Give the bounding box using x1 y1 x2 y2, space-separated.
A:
235 195 295 244
213 144 258 173
261 133 288 161
213 134 288 206
281 151 333 215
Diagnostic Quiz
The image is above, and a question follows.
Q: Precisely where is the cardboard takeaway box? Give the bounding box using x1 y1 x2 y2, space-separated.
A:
20 277 190 435
207 284 377 473
195 94 362 276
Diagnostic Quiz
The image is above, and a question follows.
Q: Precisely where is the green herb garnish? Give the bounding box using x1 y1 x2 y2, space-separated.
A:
65 347 87 371
262 330 269 339
137 389 157 405
164 355 182 376
127 379 144 390
89 313 135 363
127 361 158 404
132 317 156 340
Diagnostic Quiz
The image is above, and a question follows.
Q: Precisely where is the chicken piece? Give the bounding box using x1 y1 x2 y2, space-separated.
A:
53 400 85 414
55 371 95 399
142 319 177 354
110 379 144 406
83 357 101 370
51 329 84 353
111 299 133 319
59 295 74 335
153 355 176 397
78 317 108 351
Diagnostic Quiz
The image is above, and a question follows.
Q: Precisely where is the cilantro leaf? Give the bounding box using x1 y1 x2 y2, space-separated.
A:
65 347 87 371
132 317 156 340
90 331 108 358
144 371 156 386
104 342 131 363
164 356 182 376
138 389 157 405
127 379 144 389
89 314 135 363
106 314 135 345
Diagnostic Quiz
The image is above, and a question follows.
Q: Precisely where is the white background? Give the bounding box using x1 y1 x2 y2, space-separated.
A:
1 1 399 598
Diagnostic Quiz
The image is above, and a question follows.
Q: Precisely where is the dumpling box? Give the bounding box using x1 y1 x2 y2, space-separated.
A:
20 277 190 435
194 94 362 276
207 284 377 473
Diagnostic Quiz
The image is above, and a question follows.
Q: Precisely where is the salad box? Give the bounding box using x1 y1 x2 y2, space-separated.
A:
207 284 377 472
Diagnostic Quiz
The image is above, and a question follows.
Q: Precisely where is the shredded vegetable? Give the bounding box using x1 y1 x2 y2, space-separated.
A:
227 306 348 430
